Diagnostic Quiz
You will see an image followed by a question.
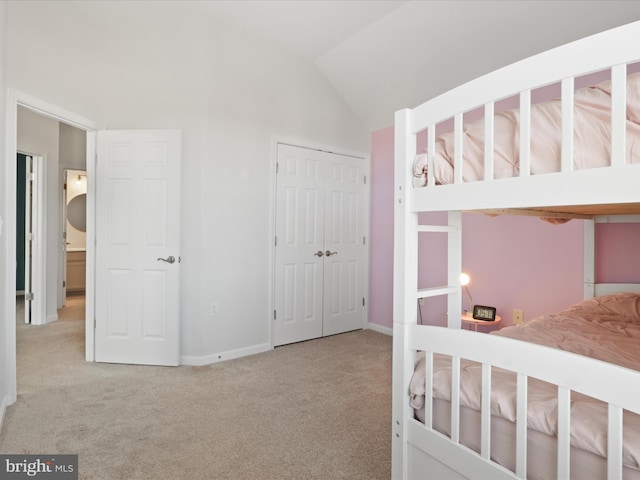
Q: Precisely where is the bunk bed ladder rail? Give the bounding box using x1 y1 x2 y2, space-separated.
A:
416 220 463 331
393 109 466 478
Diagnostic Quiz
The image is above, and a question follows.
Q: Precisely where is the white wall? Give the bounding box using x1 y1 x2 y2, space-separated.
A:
5 3 370 363
59 123 86 170
6 1 107 123
102 19 370 361
17 106 61 320
0 0 12 420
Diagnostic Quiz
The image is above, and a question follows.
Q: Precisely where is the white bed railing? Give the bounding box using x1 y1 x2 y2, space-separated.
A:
409 325 640 480
397 21 640 214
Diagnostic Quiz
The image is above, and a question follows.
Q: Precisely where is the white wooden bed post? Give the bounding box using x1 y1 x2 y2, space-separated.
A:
392 108 418 480
584 219 596 299
447 211 462 329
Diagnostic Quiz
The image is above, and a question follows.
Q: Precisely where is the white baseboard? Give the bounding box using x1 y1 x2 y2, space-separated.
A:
47 314 58 324
0 394 10 432
367 322 392 336
181 342 272 366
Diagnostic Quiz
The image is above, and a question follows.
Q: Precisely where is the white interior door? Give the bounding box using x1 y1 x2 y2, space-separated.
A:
321 154 366 336
274 144 366 346
61 170 68 302
23 155 32 324
23 154 46 325
95 130 181 366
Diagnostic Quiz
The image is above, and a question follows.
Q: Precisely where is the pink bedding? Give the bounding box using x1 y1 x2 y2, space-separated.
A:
413 73 640 186
409 293 640 471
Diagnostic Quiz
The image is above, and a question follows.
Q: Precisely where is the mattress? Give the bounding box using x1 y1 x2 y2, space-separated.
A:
409 293 640 476
413 73 640 187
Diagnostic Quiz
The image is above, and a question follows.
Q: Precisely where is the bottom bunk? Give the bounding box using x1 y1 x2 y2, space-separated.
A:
400 291 640 480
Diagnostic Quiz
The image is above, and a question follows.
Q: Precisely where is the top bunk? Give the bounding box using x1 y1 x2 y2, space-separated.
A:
395 21 640 218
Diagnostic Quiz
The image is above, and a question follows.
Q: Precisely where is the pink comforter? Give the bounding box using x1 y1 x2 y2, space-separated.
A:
410 293 640 469
413 73 640 186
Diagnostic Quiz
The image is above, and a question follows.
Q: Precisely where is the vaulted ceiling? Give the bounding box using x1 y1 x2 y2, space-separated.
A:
69 0 640 131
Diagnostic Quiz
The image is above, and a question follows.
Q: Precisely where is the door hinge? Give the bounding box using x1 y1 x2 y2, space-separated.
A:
363 236 366 246
94 318 97 329
276 162 279 174
63 280 66 288
63 182 67 190
274 236 277 247
364 175 367 185
25 292 34 301
363 297 365 307
273 310 276 320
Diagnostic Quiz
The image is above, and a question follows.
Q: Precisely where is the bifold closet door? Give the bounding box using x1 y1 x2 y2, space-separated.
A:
273 144 365 347
274 144 325 346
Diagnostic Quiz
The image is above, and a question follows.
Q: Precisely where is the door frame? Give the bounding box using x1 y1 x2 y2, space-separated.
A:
269 136 371 348
4 89 99 404
61 168 88 302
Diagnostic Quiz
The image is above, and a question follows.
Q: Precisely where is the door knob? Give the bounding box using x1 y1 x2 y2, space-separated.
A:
314 251 324 257
325 251 338 256
157 255 176 264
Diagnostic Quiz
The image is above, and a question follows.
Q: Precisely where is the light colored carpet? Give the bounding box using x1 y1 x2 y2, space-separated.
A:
1 296 392 479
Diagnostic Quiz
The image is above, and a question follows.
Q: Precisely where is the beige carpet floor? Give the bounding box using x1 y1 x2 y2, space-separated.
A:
1 296 392 479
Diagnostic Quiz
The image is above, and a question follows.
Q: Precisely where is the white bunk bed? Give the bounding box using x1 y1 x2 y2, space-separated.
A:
392 21 640 480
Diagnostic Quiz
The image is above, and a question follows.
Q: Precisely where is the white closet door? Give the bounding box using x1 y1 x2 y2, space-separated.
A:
322 153 365 336
273 144 325 346
95 130 181 366
274 144 366 346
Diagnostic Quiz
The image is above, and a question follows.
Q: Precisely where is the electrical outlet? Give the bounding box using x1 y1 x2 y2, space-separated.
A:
210 303 219 317
513 309 524 325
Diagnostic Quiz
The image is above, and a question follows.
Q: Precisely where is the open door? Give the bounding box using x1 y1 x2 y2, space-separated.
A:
22 154 32 324
19 154 45 325
95 130 181 366
63 169 87 298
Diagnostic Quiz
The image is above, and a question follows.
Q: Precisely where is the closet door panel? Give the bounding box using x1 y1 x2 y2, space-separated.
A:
274 144 325 346
322 154 365 337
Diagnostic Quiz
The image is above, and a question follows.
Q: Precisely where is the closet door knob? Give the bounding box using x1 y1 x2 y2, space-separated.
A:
325 251 338 256
157 255 176 264
314 251 324 257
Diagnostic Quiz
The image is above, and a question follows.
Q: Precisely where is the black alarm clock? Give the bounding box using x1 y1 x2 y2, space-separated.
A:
472 305 497 321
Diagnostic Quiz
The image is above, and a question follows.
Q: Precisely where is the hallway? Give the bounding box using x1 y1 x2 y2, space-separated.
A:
15 294 86 393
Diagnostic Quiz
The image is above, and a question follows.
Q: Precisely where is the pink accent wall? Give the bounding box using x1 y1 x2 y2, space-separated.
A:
460 213 584 329
596 223 640 282
369 127 395 330
368 127 640 331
